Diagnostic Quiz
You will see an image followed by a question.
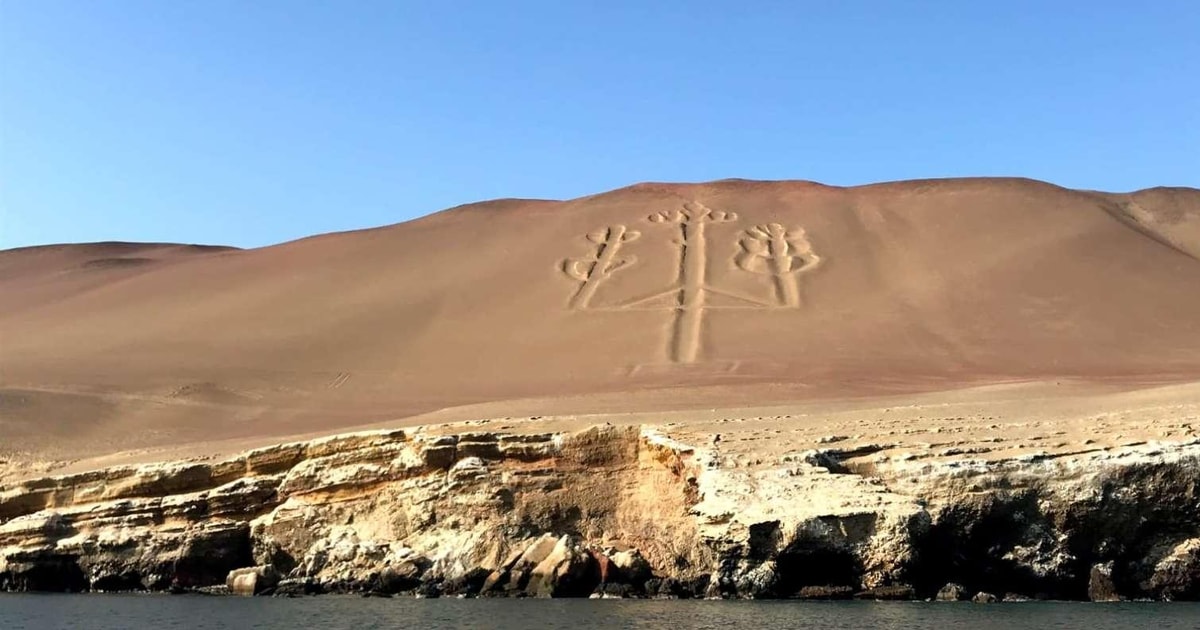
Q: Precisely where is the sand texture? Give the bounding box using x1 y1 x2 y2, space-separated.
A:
1 177 1199 470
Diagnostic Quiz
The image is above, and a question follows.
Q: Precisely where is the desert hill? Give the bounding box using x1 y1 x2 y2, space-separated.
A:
2 177 1199 464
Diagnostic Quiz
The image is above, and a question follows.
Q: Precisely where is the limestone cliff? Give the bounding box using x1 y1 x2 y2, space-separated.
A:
2 424 1199 600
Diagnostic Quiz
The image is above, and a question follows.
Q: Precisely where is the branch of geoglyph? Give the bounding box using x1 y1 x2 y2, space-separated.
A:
648 201 738 224
562 225 640 309
735 223 821 306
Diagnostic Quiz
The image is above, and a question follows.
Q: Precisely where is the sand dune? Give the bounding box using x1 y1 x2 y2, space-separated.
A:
2 178 1198 464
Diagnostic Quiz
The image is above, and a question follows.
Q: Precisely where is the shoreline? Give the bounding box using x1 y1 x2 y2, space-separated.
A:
4 412 1200 602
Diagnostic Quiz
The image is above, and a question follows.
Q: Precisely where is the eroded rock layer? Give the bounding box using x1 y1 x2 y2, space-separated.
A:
2 424 1199 601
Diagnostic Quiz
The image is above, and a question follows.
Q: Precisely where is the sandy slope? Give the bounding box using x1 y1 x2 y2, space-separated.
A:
1 178 1198 470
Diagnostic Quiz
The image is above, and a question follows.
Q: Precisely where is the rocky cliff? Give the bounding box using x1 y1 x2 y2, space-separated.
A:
3 423 1199 601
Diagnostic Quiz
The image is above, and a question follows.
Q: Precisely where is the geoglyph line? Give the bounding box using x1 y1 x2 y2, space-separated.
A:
562 225 640 309
735 223 822 307
649 202 737 363
561 201 821 363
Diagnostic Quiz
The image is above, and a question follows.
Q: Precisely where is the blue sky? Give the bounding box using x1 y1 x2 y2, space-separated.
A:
2 1 1198 249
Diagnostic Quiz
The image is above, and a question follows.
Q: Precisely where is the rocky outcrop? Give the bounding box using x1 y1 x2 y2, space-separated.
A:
0 426 702 596
936 582 968 601
3 424 1200 600
227 565 280 596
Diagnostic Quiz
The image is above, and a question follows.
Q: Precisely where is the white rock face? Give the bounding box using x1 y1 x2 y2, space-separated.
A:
227 565 280 596
1 424 1200 600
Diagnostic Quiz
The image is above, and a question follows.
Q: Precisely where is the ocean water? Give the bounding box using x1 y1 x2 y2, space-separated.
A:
1 596 1198 630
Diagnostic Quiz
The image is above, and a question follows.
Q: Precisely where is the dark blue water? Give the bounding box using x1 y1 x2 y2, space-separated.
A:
2 595 1198 629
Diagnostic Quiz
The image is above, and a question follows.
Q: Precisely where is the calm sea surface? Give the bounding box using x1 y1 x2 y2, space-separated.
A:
1 595 1198 630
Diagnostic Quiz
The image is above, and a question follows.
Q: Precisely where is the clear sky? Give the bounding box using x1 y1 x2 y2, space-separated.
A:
2 1 1198 249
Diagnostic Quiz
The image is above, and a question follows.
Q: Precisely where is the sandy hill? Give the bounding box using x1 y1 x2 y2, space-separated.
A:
2 178 1199 466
